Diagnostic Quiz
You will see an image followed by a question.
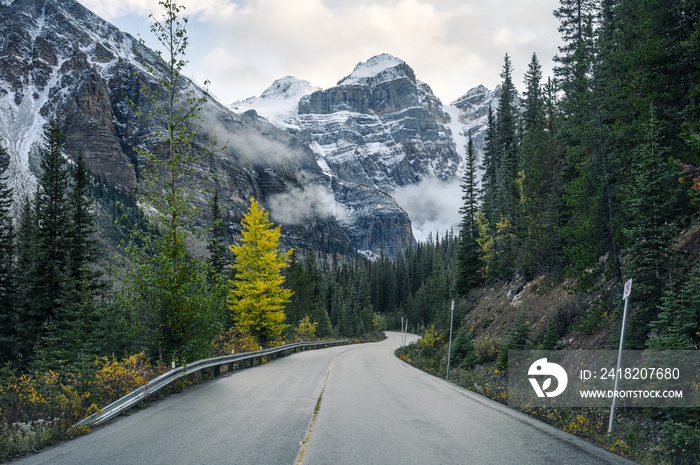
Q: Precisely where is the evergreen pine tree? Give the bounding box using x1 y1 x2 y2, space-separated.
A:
304 249 332 337
522 53 544 134
495 54 520 217
518 62 564 276
623 111 681 348
648 269 700 350
207 189 228 279
451 328 477 370
0 144 16 362
480 105 498 226
457 132 481 296
31 118 71 355
15 198 37 359
555 7 609 287
552 0 597 84
426 253 448 332
497 312 532 371
61 151 104 363
284 249 307 328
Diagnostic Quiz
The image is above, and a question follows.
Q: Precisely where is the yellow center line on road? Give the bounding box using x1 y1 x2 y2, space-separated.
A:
294 348 352 465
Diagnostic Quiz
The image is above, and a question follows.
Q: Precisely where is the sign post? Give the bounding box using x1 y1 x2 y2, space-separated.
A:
446 300 455 381
609 278 632 433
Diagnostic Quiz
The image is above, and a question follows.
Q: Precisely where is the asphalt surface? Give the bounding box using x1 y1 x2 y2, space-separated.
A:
14 332 636 465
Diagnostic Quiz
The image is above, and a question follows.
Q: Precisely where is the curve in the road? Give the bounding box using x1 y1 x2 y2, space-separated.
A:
14 332 637 465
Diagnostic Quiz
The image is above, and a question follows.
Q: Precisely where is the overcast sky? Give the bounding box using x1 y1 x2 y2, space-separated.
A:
82 0 563 105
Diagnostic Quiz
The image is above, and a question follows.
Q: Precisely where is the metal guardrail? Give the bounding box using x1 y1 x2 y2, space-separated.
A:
76 339 350 428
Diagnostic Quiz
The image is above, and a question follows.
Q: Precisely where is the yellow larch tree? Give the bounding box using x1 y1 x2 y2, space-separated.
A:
228 198 293 346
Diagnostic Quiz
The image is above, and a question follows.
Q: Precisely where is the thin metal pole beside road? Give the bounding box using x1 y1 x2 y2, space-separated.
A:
609 278 632 433
446 300 455 381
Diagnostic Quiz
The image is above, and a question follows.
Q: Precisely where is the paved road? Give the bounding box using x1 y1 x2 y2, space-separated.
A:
15 332 635 464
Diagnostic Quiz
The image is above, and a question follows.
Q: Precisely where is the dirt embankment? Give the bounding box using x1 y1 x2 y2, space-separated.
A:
460 221 700 350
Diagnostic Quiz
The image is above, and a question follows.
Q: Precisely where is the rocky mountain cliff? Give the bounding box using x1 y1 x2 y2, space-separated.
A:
233 55 507 241
0 0 418 258
237 54 460 190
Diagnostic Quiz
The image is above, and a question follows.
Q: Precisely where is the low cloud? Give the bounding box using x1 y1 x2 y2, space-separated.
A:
200 112 307 165
227 131 305 165
391 177 463 242
268 185 347 225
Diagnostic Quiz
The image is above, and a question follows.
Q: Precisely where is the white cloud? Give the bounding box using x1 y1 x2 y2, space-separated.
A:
87 0 562 106
80 0 154 18
391 177 463 242
268 185 348 224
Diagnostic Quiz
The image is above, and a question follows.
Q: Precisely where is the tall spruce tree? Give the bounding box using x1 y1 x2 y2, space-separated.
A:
481 105 498 226
284 250 309 328
555 5 607 286
476 54 520 280
518 54 551 277
67 152 100 288
61 151 103 362
522 53 544 134
15 198 37 359
623 111 681 348
457 132 481 296
495 54 520 218
648 269 700 350
303 249 332 337
0 144 15 362
552 0 597 84
31 118 71 355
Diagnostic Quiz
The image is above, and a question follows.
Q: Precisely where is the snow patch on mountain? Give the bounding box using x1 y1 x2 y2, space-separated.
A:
443 104 469 176
0 57 67 216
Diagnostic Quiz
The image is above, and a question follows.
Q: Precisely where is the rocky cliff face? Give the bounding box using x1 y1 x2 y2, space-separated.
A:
0 0 139 203
0 0 363 257
293 54 459 190
234 54 471 247
449 84 505 159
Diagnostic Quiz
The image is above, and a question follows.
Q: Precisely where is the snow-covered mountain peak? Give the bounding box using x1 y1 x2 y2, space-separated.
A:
337 53 413 87
231 76 319 128
259 76 319 100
